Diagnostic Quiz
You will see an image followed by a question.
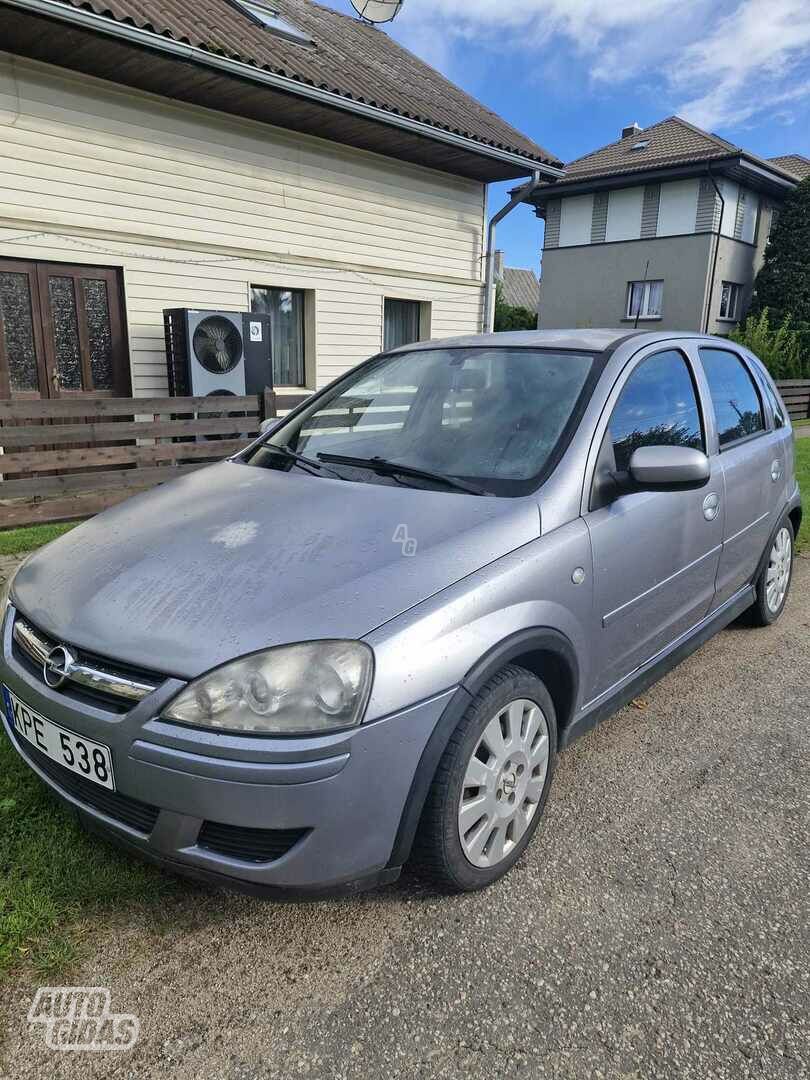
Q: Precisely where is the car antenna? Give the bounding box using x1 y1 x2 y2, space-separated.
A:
634 259 650 330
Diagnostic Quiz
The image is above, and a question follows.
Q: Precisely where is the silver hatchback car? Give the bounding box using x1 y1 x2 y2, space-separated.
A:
1 330 801 895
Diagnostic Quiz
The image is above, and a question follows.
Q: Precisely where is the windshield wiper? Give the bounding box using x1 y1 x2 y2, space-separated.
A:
262 444 343 478
315 453 487 496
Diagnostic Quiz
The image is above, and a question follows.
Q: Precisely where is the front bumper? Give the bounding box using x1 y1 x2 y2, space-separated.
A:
1 606 454 893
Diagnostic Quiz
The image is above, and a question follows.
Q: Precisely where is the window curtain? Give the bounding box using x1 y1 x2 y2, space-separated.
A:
646 280 663 317
384 299 421 351
250 286 306 386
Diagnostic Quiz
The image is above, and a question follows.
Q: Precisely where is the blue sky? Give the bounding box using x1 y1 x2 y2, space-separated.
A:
330 0 810 274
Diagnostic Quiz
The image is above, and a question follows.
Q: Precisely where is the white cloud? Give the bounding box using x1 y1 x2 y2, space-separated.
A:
393 0 810 131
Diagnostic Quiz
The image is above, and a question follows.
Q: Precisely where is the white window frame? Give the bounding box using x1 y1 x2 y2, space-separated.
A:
718 281 742 321
231 0 312 44
625 279 664 320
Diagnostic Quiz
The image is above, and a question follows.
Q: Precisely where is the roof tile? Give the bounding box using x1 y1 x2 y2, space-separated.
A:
53 0 559 166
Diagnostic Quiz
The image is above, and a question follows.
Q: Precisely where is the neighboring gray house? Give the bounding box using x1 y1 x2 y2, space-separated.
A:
531 117 809 333
494 251 540 317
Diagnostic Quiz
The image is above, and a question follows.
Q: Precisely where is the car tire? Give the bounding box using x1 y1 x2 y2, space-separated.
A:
411 664 557 892
748 518 795 627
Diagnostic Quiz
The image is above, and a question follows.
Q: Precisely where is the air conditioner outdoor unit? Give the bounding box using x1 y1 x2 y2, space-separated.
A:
163 309 273 397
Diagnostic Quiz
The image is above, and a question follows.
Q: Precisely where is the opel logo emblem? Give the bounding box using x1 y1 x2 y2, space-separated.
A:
43 645 76 689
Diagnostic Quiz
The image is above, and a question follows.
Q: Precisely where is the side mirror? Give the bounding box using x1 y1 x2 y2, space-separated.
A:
628 445 710 489
259 417 279 435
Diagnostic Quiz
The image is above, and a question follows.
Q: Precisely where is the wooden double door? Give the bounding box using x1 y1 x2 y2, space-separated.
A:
0 259 130 400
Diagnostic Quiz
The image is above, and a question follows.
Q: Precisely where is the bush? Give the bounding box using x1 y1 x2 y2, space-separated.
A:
729 309 809 380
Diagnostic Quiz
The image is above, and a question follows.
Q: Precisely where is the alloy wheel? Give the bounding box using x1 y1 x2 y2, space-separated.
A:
765 526 792 614
457 698 550 868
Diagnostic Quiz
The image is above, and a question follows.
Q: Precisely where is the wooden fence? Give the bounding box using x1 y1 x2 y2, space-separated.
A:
0 389 308 528
1 378 807 530
776 379 810 423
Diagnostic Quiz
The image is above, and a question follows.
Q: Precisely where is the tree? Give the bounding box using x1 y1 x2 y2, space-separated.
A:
493 282 537 332
749 178 810 328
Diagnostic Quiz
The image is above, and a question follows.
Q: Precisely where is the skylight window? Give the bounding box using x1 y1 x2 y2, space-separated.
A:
232 0 313 44
630 140 650 151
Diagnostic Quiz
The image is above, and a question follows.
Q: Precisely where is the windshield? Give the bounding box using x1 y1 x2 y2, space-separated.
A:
246 347 598 496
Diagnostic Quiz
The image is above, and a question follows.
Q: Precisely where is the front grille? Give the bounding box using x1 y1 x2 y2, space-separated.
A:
11 728 160 835
11 614 161 712
197 820 306 864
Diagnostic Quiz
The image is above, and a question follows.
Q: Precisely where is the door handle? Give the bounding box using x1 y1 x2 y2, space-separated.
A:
702 492 720 521
51 369 62 390
770 459 783 483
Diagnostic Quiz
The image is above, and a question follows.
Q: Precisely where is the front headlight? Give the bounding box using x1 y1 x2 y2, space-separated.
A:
162 641 373 734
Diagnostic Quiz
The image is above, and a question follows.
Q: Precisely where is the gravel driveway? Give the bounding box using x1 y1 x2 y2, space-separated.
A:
2 559 809 1080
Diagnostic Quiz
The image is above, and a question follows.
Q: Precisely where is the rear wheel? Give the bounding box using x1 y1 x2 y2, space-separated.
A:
412 665 557 892
748 520 794 626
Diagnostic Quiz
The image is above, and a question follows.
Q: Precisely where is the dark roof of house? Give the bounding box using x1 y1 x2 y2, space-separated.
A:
500 267 540 313
536 116 799 190
768 154 810 180
44 0 559 170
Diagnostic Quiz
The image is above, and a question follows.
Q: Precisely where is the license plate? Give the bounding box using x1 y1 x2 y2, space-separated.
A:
2 684 115 791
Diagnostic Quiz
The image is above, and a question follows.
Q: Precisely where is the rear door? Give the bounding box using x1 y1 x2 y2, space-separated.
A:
583 345 723 701
695 346 779 608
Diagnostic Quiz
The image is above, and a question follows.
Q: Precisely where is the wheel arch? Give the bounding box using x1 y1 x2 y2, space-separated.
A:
386 627 579 869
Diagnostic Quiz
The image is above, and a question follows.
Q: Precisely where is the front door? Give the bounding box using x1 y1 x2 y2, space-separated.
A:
0 259 130 400
584 346 723 702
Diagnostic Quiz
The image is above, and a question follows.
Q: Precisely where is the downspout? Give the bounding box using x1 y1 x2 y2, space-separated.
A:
483 171 543 332
703 166 725 333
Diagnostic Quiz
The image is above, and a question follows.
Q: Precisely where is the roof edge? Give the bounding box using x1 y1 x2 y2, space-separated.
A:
1 0 565 178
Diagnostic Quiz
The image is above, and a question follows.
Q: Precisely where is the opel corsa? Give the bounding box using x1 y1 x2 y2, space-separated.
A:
1 330 801 894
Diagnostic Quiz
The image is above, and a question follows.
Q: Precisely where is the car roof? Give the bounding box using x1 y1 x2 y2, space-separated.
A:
392 329 720 354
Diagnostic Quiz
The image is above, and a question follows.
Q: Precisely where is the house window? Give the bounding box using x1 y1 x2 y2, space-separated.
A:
383 298 427 351
230 0 312 43
625 280 663 320
250 285 307 387
718 281 742 321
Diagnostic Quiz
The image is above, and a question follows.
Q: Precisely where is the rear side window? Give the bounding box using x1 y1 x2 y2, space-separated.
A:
609 349 704 472
699 348 765 447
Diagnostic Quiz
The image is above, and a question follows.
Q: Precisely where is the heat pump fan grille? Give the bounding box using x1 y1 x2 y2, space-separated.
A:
193 316 242 374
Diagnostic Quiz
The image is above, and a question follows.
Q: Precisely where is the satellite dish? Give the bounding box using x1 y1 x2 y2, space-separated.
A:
350 0 403 24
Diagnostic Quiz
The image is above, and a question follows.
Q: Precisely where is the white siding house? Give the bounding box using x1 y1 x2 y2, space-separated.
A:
0 0 561 402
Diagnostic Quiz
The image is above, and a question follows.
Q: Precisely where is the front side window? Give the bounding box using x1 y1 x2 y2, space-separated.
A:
699 347 765 447
246 347 597 496
384 298 424 351
626 280 663 320
608 350 704 472
250 285 306 387
719 281 742 320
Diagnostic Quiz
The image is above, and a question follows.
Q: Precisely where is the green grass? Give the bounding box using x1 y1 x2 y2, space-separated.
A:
795 438 810 551
0 757 178 975
0 523 79 556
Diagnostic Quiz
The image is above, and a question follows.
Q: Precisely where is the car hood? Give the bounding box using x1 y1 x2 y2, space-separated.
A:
11 461 540 679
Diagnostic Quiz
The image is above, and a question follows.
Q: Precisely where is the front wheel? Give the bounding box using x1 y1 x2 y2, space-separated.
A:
411 665 557 892
749 519 794 626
